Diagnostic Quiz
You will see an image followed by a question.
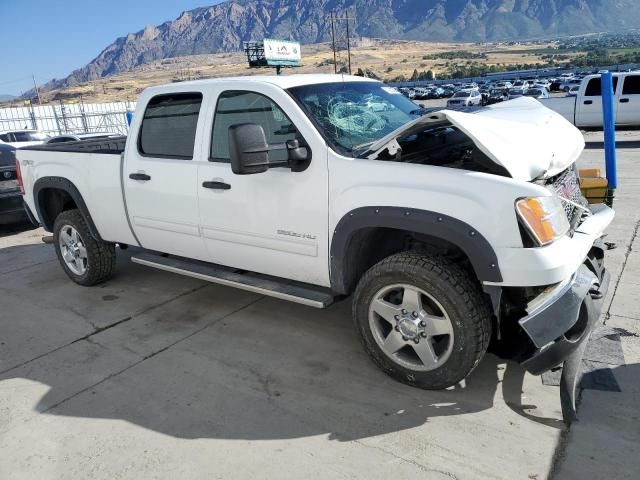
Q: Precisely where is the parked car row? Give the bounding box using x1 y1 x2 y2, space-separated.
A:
395 68 639 106
400 77 556 108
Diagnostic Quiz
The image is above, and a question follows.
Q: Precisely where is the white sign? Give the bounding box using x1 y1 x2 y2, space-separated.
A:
264 39 301 64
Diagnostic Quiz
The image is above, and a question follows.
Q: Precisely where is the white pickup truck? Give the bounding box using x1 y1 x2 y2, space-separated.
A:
541 71 640 127
16 75 614 419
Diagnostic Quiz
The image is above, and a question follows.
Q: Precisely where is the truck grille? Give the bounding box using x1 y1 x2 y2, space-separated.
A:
545 165 589 228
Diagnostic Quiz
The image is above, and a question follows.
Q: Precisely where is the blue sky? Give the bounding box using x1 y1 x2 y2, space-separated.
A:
0 0 223 95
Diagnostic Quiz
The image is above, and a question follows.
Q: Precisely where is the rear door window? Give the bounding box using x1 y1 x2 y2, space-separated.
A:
622 75 640 95
584 77 619 96
138 93 202 159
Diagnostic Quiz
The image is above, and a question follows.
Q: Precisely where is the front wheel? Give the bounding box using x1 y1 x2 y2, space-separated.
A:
53 209 116 286
353 252 492 389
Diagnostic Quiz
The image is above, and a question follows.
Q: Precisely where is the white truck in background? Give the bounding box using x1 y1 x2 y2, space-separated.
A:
16 75 614 420
541 71 640 127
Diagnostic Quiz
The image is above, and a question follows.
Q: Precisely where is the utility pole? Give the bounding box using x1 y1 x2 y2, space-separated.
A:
328 10 355 75
345 10 352 75
32 74 42 105
330 10 337 74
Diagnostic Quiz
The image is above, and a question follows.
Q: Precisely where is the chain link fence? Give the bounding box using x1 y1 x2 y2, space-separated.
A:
0 101 137 136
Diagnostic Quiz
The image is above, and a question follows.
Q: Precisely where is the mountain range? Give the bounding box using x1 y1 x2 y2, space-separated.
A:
48 0 639 89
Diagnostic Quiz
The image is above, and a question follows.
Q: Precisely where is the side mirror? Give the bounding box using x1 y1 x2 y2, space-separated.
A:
229 123 270 175
228 122 311 175
285 139 312 172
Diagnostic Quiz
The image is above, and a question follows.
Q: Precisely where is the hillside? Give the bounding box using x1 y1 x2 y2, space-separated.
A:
46 0 639 89
13 39 567 106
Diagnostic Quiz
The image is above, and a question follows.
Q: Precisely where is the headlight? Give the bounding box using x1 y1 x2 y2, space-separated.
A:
515 196 569 246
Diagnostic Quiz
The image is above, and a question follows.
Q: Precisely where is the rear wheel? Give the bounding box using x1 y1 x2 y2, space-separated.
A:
353 252 492 389
53 209 116 286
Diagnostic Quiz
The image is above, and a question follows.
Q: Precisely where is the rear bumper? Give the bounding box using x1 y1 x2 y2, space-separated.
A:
519 242 609 375
0 192 28 225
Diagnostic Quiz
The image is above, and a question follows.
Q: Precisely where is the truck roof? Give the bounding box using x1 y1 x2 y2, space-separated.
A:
144 74 378 95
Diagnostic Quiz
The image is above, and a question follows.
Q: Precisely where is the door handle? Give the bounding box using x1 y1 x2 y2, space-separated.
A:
129 173 151 181
620 98 630 103
583 100 593 105
202 181 231 190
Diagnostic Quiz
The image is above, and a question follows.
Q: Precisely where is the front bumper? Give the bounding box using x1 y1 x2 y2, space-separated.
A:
517 241 609 422
519 259 608 375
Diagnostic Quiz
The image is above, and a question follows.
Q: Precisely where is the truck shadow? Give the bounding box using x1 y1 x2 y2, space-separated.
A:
552 362 640 478
0 244 564 441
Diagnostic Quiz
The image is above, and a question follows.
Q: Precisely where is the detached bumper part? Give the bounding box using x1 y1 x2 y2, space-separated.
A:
519 265 605 374
518 248 609 424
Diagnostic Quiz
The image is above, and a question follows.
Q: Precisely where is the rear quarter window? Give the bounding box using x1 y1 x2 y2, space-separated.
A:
138 92 202 159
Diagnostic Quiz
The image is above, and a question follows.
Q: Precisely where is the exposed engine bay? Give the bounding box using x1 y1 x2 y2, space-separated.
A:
373 121 510 177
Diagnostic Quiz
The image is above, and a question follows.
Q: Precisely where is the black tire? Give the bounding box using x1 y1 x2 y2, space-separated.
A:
353 252 492 390
53 209 116 286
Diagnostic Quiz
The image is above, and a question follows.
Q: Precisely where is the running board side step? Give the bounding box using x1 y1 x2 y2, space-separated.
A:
131 252 335 308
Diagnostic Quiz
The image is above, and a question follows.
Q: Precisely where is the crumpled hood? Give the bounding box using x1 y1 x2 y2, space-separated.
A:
367 97 585 181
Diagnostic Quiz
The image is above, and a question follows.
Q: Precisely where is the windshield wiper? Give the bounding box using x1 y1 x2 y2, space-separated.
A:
351 141 376 157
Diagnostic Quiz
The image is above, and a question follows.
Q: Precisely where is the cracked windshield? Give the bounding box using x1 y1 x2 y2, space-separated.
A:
289 82 420 156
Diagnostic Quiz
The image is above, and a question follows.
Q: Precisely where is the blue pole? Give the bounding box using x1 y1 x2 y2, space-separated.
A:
601 72 617 190
125 110 133 126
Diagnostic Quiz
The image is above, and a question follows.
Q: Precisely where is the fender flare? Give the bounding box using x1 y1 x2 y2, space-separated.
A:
33 176 103 240
330 206 503 294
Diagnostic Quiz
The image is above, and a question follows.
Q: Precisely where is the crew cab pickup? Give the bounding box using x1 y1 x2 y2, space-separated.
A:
17 75 614 420
541 71 640 127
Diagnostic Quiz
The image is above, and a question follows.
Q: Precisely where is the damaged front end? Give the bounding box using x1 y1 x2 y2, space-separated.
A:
497 239 611 424
364 96 585 182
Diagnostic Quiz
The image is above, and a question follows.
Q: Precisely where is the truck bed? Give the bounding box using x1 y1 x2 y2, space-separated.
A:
539 96 577 125
22 136 127 154
17 135 137 245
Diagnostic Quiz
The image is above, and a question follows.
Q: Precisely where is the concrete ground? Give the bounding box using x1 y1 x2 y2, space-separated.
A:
0 131 638 480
